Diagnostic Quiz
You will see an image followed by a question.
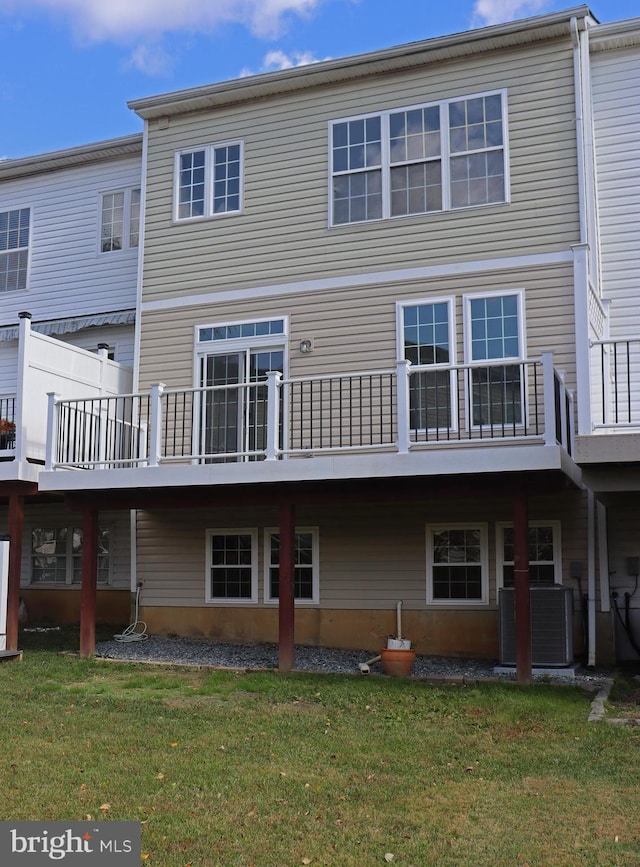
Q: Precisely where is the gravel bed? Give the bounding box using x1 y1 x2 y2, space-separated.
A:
95 634 611 687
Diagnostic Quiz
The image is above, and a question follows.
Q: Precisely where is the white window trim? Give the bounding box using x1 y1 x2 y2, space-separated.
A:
462 288 527 433
0 205 32 293
173 140 244 223
205 528 258 604
426 522 489 606
263 527 320 605
396 296 458 434
98 187 140 255
495 520 562 591
328 89 509 228
194 315 289 355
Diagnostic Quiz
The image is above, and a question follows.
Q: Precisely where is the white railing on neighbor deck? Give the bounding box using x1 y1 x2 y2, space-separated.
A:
590 338 640 429
46 353 574 471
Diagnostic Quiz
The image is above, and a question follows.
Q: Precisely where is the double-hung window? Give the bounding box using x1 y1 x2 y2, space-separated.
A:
100 188 140 253
31 526 111 585
400 299 455 433
497 521 561 588
464 290 525 429
175 142 243 221
330 90 506 225
206 529 258 602
265 528 319 604
0 208 30 292
426 524 488 605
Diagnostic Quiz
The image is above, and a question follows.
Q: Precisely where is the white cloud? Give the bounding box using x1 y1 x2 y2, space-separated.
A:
127 42 174 76
472 0 552 27
2 0 324 41
240 49 327 77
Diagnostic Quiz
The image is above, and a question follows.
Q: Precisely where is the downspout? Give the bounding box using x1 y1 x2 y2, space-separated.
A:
572 14 597 669
571 16 587 247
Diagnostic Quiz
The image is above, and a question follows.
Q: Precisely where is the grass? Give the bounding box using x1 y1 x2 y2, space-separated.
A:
1 628 638 866
606 665 640 722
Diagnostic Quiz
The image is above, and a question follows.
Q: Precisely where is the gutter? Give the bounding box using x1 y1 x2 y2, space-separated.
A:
129 6 593 119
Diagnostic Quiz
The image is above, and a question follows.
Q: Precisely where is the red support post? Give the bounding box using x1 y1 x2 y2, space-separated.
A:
513 488 532 685
5 494 24 651
80 507 99 659
278 501 295 673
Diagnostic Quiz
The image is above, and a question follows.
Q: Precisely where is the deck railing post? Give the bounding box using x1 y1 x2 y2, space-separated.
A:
541 353 556 446
265 371 282 461
149 383 165 468
556 369 568 450
396 360 411 454
45 391 60 470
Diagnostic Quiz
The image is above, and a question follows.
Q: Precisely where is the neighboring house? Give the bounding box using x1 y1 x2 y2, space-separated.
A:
573 16 640 662
0 135 142 635
38 6 627 674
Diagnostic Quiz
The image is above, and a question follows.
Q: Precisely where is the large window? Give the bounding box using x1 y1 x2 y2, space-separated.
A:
100 188 140 253
0 208 30 292
265 528 319 604
426 524 488 605
31 527 110 585
497 521 561 588
175 142 243 221
330 91 506 225
206 530 258 602
400 299 454 431
465 291 524 428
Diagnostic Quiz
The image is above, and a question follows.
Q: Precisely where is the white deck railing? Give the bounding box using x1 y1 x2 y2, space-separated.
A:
46 353 575 470
590 337 640 429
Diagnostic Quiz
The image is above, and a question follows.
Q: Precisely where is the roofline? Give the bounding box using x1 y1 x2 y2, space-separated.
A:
589 17 640 52
129 6 595 120
0 133 143 181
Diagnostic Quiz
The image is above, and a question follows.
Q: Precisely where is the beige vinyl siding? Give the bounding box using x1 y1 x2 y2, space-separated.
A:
141 40 580 303
135 488 589 610
138 262 577 394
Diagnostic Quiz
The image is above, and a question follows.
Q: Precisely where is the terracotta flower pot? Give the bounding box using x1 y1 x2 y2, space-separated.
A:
380 647 416 677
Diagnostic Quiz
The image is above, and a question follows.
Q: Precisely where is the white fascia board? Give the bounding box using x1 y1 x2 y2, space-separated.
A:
129 7 592 120
37 444 579 494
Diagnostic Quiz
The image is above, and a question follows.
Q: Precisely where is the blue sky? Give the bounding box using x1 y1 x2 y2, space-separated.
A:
1 0 639 159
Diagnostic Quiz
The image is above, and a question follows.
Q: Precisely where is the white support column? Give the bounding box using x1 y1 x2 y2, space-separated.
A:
396 359 411 454
14 312 32 464
572 243 592 435
541 352 556 447
148 382 165 468
45 391 61 471
265 370 281 461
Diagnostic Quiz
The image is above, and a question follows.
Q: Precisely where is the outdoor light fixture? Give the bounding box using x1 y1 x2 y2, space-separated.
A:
299 339 313 353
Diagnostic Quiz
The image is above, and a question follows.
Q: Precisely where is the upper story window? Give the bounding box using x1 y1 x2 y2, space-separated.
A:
0 208 30 292
330 90 507 226
100 188 140 253
175 142 243 221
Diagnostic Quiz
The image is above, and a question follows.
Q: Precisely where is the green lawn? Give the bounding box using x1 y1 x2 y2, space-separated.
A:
0 630 638 866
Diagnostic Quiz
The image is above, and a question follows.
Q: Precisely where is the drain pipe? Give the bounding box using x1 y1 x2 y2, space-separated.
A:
396 600 403 639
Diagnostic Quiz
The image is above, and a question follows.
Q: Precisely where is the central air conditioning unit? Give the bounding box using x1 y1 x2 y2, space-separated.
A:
499 585 574 667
